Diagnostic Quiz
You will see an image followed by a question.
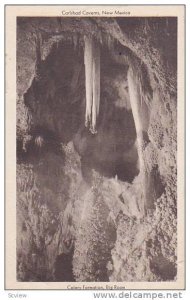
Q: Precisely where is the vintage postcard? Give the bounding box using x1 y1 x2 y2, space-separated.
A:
5 5 185 290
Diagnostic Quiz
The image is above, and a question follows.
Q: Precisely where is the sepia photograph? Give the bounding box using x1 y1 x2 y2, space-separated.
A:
5 5 185 290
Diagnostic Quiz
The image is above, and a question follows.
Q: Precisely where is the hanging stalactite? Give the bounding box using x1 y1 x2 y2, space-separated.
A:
84 36 100 134
84 36 93 130
92 41 100 133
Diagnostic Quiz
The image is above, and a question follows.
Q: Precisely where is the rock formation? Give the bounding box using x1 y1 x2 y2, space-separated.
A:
16 17 177 282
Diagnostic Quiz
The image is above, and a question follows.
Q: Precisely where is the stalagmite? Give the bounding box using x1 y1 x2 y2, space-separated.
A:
84 36 100 134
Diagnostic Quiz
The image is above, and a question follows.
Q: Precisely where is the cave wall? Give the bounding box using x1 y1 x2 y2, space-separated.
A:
16 17 177 282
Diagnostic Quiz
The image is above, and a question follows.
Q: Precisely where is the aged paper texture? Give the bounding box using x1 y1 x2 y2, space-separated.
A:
5 5 185 290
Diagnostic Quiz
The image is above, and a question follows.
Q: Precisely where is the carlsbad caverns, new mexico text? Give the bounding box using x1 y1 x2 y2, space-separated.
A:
16 17 177 282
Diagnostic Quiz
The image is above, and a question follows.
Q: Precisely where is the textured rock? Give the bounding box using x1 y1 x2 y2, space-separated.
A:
16 17 177 282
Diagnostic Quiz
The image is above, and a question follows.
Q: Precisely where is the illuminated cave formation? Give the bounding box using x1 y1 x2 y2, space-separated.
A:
17 17 177 282
23 34 141 184
84 36 100 134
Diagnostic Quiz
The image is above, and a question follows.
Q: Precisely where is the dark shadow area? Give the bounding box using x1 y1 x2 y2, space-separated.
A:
145 165 165 209
150 255 177 280
54 252 75 282
22 40 139 184
17 126 65 164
